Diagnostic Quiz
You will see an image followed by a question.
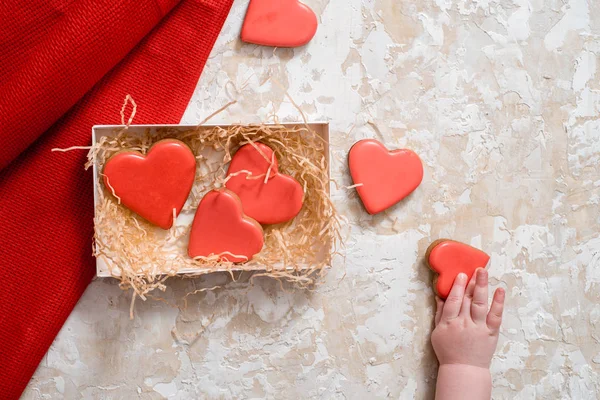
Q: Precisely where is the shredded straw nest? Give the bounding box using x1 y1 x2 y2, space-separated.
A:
88 123 342 301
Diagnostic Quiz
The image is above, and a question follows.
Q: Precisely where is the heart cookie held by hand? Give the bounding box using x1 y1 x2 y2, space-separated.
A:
225 143 304 225
426 240 490 299
188 190 264 263
241 0 318 47
348 139 423 214
102 139 196 229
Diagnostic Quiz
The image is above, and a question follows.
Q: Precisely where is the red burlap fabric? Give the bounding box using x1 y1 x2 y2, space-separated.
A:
0 0 233 397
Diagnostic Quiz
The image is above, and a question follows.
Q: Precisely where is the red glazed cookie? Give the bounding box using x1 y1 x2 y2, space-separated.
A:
241 0 318 47
102 139 196 229
225 143 304 225
188 189 264 263
348 139 423 214
426 239 490 299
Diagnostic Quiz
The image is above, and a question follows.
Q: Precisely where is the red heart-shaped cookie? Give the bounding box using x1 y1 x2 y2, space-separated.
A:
426 240 490 299
225 143 304 225
103 139 196 229
188 189 264 263
241 0 318 47
348 139 423 214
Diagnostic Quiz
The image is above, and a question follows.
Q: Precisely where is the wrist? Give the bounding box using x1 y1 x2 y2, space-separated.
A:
439 363 490 373
436 364 491 400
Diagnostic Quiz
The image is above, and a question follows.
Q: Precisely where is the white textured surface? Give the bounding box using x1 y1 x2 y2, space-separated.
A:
25 0 600 398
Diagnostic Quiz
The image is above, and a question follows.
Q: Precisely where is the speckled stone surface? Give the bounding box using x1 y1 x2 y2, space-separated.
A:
24 0 600 398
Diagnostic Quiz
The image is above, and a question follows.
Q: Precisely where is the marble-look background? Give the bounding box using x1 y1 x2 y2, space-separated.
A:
24 0 600 398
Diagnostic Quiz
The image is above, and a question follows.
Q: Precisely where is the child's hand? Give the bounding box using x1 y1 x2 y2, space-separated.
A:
431 268 505 400
432 268 505 368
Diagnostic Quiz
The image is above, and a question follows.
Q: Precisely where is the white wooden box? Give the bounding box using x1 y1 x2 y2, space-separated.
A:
92 123 330 278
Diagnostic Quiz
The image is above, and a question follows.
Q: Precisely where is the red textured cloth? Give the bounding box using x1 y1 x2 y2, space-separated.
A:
0 0 233 397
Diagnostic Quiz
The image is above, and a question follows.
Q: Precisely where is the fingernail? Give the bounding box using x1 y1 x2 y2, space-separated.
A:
476 269 487 282
497 288 505 300
457 273 467 282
